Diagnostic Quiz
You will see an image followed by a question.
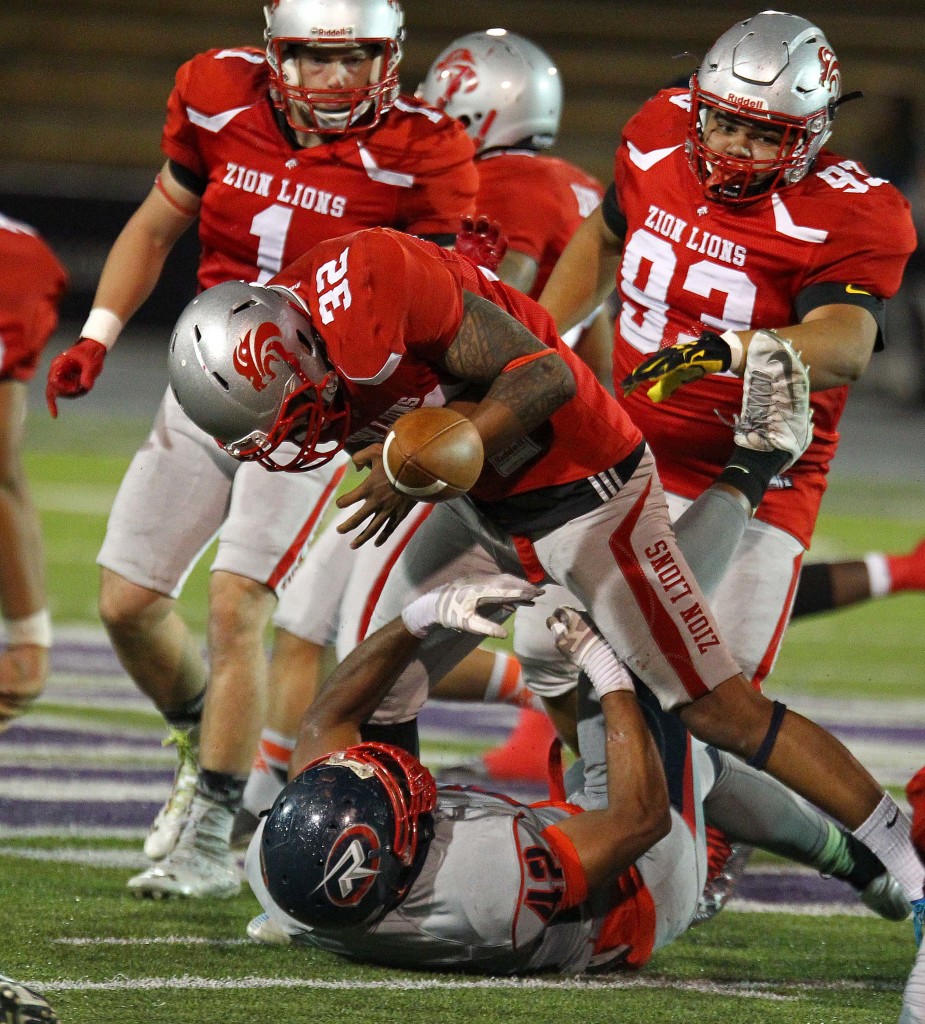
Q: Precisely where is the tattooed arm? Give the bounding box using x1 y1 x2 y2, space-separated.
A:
441 291 576 457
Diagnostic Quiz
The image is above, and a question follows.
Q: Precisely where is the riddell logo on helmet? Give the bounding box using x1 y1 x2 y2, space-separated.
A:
311 26 356 37
726 93 768 111
233 322 289 392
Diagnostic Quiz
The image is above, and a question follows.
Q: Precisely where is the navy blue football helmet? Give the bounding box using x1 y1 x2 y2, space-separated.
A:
260 743 437 929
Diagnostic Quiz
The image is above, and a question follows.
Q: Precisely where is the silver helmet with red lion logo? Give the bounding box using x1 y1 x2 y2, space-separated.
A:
264 0 405 134
688 10 842 202
416 29 562 153
167 280 349 471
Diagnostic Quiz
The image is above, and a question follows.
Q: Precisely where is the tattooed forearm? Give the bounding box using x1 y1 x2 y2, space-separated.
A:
443 292 576 441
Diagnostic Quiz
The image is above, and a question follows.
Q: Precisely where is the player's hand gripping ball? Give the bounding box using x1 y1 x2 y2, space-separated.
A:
383 406 484 502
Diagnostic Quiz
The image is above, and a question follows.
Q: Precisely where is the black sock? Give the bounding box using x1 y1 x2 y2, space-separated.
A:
715 445 789 511
837 830 889 891
196 768 247 811
164 689 206 732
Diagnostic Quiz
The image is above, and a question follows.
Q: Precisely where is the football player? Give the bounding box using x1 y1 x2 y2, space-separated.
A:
232 29 610 839
0 213 67 730
242 573 905 974
43 0 478 899
539 9 918 922
166 223 924 950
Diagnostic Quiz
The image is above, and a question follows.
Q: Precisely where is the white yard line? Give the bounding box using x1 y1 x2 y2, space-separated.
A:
23 973 903 996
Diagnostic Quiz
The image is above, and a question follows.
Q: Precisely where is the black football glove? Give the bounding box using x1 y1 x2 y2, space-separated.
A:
621 331 733 403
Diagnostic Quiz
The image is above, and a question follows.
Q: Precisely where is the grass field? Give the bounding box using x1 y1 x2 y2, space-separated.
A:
3 411 924 1023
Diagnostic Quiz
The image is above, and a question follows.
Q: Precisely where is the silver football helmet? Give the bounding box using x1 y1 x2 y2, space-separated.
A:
264 0 405 134
688 10 842 202
416 29 562 152
167 281 349 472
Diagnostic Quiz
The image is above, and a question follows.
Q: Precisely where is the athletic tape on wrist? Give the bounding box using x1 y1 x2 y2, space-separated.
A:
5 609 52 648
401 591 439 638
720 330 745 374
80 308 124 350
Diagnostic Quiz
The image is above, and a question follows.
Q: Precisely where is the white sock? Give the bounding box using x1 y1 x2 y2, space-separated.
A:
853 794 924 902
864 553 892 597
258 728 296 774
482 653 543 711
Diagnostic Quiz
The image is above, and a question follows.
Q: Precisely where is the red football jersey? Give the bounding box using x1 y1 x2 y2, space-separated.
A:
0 213 68 382
270 228 640 504
162 48 478 290
475 151 603 299
612 90 916 545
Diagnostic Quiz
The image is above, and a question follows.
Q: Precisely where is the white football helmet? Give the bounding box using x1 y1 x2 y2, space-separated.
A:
264 0 405 134
167 281 349 472
416 29 562 152
688 10 842 202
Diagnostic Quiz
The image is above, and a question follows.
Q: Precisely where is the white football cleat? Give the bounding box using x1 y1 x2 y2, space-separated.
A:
128 794 240 899
144 725 199 861
247 912 294 946
734 329 812 471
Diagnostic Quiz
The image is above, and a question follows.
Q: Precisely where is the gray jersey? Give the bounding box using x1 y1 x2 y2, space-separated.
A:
246 784 702 974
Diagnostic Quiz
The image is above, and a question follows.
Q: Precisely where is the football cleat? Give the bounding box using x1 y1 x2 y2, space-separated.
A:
859 871 911 922
246 912 294 946
0 974 58 1024
691 828 753 926
733 330 812 471
144 725 199 861
128 795 239 899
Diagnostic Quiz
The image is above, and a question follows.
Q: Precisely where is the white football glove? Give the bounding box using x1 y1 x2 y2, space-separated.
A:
547 607 634 697
402 573 544 639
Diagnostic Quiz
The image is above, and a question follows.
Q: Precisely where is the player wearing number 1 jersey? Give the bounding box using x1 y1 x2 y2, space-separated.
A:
43 0 477 900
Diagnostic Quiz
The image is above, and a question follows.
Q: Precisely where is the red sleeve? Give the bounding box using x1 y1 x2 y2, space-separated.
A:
800 160 916 299
161 48 267 179
0 224 68 381
540 824 589 911
291 229 464 381
390 103 479 236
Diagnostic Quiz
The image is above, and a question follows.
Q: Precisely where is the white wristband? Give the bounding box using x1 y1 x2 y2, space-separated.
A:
6 609 52 648
401 591 439 639
720 330 745 374
80 307 124 350
582 643 635 698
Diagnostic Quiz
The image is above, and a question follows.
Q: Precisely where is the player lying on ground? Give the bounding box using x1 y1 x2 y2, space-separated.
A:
244 574 906 974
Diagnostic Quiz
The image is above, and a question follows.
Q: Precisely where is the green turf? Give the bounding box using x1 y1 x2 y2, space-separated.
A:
10 413 924 1023
0 844 912 1024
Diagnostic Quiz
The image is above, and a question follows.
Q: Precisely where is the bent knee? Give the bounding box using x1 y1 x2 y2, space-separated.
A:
98 568 173 632
208 571 275 643
679 675 774 758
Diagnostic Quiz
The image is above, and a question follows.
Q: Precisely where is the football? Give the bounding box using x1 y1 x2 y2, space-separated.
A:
383 406 484 502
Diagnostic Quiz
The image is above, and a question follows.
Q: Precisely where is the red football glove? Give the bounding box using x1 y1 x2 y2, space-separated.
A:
455 215 509 273
46 338 108 418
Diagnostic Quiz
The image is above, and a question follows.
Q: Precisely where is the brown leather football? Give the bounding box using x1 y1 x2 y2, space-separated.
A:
383 406 484 502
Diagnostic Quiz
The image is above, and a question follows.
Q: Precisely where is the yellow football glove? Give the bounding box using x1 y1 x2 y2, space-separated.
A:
621 331 733 403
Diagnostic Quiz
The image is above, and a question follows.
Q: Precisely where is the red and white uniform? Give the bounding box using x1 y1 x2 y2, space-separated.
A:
0 213 67 383
274 153 602 698
475 150 603 300
99 47 478 596
269 228 740 722
611 89 916 682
